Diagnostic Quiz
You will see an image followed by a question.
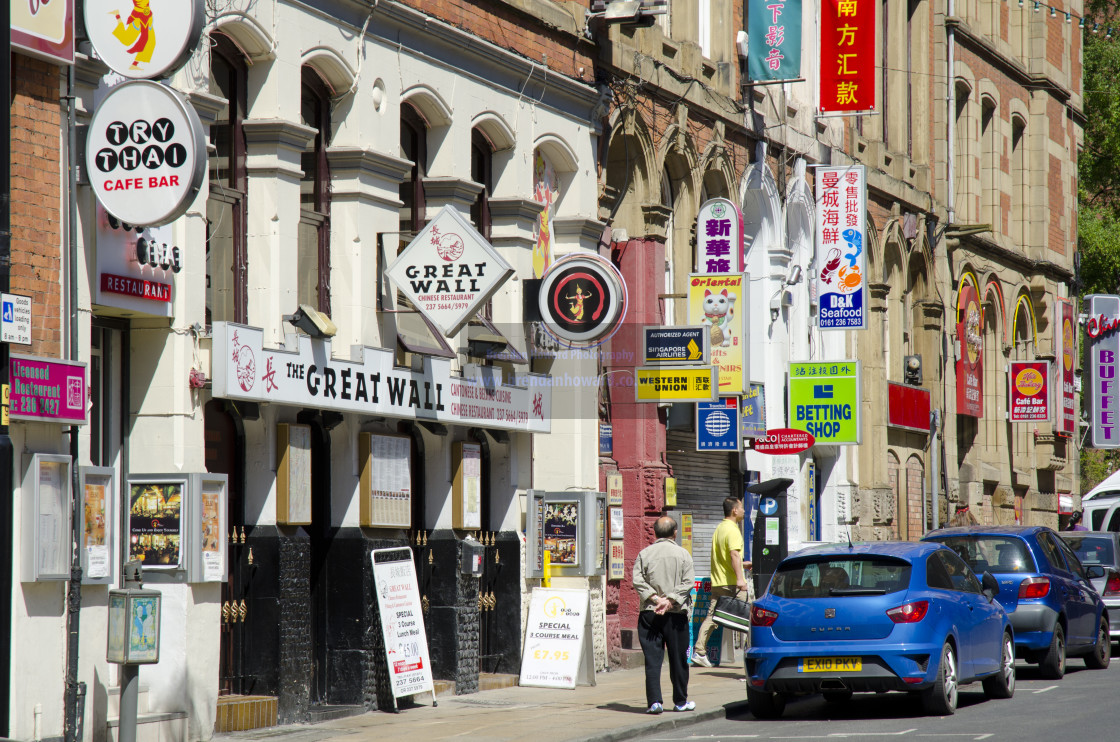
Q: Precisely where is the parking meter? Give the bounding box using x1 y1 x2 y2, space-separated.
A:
748 478 793 597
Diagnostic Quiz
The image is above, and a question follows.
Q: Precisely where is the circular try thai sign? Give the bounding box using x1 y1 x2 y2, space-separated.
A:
86 80 206 227
750 428 815 455
84 0 205 80
538 253 627 346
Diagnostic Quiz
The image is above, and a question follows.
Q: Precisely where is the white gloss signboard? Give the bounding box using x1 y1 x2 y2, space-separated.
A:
519 588 590 689
386 206 514 337
372 547 434 701
83 0 205 79
86 80 205 227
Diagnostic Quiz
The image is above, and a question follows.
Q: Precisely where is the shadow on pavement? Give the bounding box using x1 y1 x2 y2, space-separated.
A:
598 702 652 714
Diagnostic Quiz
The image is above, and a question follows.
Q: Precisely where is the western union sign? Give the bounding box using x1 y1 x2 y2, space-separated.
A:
635 366 718 403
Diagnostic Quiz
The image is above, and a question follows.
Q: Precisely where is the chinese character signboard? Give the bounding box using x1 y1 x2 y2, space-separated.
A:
1087 295 1120 448
956 281 983 418
788 361 861 445
819 0 876 113
688 274 748 394
815 166 866 330
695 198 744 274
747 0 802 82
1058 298 1077 436
1009 361 1050 423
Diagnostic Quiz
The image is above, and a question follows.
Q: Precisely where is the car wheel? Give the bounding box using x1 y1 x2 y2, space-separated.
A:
1085 617 1112 670
746 687 786 719
921 641 958 716
822 689 853 703
1039 623 1066 680
982 632 1016 699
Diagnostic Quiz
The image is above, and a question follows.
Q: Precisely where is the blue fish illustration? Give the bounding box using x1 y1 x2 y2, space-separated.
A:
841 228 862 268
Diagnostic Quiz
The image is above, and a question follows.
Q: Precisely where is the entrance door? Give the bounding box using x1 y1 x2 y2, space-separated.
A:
304 419 332 705
205 400 246 695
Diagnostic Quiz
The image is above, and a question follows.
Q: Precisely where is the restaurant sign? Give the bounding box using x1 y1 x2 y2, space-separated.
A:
386 206 514 337
211 323 551 434
9 354 87 425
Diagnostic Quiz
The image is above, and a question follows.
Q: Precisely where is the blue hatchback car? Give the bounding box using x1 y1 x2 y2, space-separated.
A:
745 541 1014 718
923 526 1111 679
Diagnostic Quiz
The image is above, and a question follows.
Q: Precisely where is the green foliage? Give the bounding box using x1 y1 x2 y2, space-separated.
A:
1080 29 1120 210
1077 205 1120 294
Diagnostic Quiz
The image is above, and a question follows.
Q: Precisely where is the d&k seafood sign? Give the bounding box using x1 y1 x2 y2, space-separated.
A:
815 165 866 330
211 323 551 433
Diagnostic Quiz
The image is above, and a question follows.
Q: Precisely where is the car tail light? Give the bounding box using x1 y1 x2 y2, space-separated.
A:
886 600 929 624
1018 576 1050 599
1105 572 1120 597
751 605 779 627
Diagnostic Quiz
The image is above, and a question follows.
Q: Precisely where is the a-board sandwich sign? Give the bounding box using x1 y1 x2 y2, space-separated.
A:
519 588 590 689
372 547 434 700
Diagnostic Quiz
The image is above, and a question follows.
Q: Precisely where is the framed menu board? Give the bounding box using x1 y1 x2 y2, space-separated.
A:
276 423 311 525
21 453 73 582
452 441 482 530
359 433 412 527
79 466 117 584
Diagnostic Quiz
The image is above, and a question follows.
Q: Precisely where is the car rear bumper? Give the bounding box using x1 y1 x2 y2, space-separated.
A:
1009 603 1058 650
746 640 942 692
1104 599 1120 640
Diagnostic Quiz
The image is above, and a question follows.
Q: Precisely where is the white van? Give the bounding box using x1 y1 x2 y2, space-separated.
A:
1083 469 1120 531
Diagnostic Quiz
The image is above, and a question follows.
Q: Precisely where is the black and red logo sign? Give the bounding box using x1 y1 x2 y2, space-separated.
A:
538 254 627 346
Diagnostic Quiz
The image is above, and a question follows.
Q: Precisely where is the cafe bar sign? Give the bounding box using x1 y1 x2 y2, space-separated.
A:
9 354 88 425
211 323 551 434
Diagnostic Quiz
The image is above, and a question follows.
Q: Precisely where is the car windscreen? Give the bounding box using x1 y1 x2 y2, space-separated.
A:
769 556 911 598
1063 535 1117 568
926 535 1036 574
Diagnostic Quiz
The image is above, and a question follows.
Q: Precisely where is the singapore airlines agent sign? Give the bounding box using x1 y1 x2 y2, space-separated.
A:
386 206 514 337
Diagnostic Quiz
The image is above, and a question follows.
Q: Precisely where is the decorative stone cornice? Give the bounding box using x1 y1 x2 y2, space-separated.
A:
642 204 673 241
423 177 483 212
554 216 608 252
488 197 545 228
917 300 944 330
869 282 890 311
187 90 229 127
242 119 316 180
326 147 412 207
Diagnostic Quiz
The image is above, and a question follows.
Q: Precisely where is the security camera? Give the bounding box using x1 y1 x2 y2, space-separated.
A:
770 293 781 322
781 288 794 308
284 304 337 338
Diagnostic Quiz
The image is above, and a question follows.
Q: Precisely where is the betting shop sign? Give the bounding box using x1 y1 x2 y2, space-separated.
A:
86 80 206 227
83 0 204 80
386 206 514 337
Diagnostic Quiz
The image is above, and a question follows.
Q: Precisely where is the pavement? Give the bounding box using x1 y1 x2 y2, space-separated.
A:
214 662 752 742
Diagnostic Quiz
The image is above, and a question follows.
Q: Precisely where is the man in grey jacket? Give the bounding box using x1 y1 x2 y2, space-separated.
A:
632 516 696 714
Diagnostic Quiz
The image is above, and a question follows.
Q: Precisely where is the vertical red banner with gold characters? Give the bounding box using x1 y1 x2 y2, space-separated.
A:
819 0 877 113
956 282 983 418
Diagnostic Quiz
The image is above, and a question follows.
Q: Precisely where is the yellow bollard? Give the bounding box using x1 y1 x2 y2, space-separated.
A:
543 550 551 587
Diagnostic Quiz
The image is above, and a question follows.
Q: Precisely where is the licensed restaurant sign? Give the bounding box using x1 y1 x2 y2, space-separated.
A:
211 323 551 433
9 354 87 425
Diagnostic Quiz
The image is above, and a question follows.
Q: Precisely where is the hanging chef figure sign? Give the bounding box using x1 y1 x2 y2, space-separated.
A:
84 0 205 80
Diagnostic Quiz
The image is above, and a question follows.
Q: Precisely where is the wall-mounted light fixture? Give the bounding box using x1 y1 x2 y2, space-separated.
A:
284 304 337 338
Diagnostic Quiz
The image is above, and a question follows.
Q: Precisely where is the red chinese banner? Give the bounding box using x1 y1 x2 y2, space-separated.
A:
819 0 876 113
1009 361 1050 423
956 283 983 418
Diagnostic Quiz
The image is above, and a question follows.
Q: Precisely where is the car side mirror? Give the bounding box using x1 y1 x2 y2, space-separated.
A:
981 571 999 601
1086 565 1106 580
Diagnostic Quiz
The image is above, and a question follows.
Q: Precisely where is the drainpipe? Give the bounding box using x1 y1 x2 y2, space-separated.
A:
947 0 956 225
63 62 85 742
0 27 13 740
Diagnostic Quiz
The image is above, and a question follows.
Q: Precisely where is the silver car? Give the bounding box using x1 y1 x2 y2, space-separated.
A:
1061 531 1120 643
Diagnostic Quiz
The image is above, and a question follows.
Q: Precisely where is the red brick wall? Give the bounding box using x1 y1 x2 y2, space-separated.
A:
9 54 63 357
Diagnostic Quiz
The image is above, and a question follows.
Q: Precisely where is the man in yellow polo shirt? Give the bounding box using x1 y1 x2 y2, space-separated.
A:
692 495 750 667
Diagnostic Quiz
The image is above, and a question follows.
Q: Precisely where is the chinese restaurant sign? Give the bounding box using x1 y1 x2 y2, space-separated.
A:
1058 298 1076 436
815 166 866 330
1088 294 1120 448
956 281 983 418
1009 361 1050 423
747 0 802 82
9 354 87 425
819 0 876 113
695 198 744 274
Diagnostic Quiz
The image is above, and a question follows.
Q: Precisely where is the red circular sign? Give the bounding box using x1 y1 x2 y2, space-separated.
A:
750 428 815 455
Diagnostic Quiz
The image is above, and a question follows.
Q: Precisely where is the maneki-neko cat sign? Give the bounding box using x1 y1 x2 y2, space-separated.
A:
956 281 983 418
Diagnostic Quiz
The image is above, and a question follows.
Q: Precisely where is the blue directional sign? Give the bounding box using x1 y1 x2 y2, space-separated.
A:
696 399 740 451
643 325 709 365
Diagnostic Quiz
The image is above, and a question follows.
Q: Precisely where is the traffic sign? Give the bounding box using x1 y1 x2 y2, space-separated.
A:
1 293 32 345
642 325 709 364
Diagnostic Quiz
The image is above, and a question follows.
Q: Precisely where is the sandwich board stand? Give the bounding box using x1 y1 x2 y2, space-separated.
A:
371 547 437 710
519 587 595 688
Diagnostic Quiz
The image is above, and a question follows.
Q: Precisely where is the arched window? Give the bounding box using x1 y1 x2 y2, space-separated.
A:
471 129 493 241
207 33 248 325
954 80 972 221
399 104 427 236
907 455 926 534
980 96 997 234
887 451 903 539
299 68 331 315
1011 115 1027 247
